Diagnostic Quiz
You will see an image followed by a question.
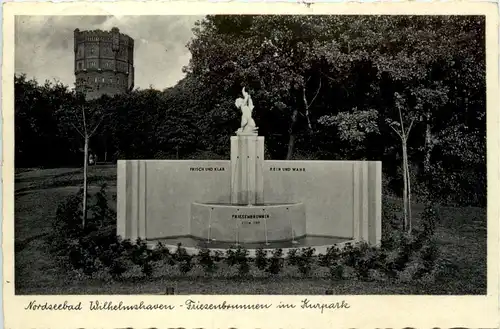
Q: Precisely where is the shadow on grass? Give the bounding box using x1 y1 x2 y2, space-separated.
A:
15 232 50 252
15 176 116 196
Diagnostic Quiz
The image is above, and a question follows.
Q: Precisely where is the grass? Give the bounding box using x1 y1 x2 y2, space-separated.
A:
14 166 487 295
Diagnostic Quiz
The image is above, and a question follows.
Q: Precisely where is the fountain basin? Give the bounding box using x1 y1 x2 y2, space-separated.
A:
190 202 306 244
147 235 354 257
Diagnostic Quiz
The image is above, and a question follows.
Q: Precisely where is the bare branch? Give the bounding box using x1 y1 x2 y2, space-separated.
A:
302 85 309 109
404 117 416 142
89 117 103 137
398 106 405 137
319 70 350 98
82 106 88 135
309 78 322 107
305 111 313 131
389 124 403 139
319 70 335 82
70 122 85 138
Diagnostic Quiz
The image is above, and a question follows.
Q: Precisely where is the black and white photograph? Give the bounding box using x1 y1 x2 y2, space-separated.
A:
9 6 493 302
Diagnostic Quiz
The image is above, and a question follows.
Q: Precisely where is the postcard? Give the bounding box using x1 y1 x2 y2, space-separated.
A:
3 1 499 328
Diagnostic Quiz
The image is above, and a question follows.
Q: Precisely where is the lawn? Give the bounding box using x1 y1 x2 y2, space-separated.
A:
14 166 487 295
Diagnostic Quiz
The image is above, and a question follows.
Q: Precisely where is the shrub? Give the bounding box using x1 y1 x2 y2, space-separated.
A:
418 202 440 243
174 243 194 274
255 248 268 271
226 246 250 276
88 183 116 229
151 241 174 265
198 247 217 274
341 242 384 280
354 246 384 280
417 238 440 277
379 231 417 278
286 249 299 266
213 250 223 263
293 248 315 277
107 255 130 280
50 188 84 253
341 242 365 267
126 238 156 277
99 237 134 280
266 248 284 275
67 239 99 276
381 197 402 249
328 261 344 280
318 246 341 267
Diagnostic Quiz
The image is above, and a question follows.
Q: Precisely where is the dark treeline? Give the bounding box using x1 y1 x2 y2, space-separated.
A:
15 15 486 206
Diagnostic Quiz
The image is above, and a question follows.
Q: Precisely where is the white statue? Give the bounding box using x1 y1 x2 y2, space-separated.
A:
235 87 258 134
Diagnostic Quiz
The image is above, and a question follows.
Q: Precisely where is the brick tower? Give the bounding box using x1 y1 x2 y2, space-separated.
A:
74 27 134 100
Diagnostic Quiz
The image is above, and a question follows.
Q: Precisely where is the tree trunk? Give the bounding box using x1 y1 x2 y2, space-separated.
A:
82 135 89 229
404 142 412 232
286 109 299 160
286 134 296 160
402 141 408 232
423 111 433 175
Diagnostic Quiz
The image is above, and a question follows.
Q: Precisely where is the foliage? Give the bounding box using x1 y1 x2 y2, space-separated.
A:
381 196 403 248
340 242 382 279
287 247 315 277
15 15 486 206
51 188 84 254
50 181 448 285
329 261 345 281
419 202 440 243
318 246 341 267
226 246 250 276
88 183 116 230
255 248 268 270
266 248 284 275
198 248 218 274
174 243 195 274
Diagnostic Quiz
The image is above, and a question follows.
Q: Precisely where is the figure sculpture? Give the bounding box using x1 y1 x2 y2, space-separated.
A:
235 87 258 134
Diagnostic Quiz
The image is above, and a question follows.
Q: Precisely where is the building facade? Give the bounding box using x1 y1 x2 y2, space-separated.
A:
74 27 134 100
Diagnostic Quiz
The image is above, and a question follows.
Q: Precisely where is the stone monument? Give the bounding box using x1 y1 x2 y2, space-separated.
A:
117 89 382 253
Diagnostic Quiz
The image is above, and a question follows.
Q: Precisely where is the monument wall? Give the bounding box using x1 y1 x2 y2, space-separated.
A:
117 160 231 240
117 159 381 245
262 161 381 241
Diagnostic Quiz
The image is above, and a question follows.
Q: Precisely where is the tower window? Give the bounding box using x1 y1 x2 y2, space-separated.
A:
102 77 105 83
94 77 98 83
78 63 82 70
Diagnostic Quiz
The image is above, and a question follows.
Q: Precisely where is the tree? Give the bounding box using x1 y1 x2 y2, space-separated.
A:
317 108 380 158
185 15 343 159
386 93 419 232
15 74 78 167
58 94 106 228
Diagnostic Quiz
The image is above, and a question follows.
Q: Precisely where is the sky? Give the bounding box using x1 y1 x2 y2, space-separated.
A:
15 15 203 90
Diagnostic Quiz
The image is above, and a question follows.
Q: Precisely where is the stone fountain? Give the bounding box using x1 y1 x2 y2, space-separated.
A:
117 88 382 255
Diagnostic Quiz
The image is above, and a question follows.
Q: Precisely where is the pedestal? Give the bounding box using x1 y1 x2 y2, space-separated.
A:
230 132 264 205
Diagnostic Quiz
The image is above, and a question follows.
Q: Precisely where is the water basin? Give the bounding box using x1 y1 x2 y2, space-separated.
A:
149 235 353 255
